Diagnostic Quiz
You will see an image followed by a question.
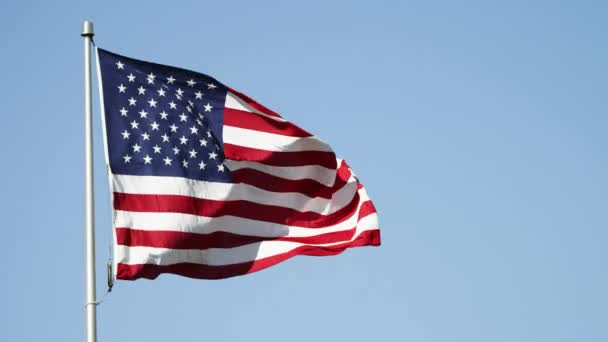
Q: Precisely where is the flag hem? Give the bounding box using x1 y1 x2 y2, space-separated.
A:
95 46 118 282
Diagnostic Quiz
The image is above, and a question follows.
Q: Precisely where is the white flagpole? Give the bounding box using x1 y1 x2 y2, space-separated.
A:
81 20 97 342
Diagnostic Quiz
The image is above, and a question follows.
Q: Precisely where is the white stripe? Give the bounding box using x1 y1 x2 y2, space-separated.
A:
112 173 357 215
223 126 332 152
224 160 336 186
114 189 374 236
116 220 378 266
225 92 287 122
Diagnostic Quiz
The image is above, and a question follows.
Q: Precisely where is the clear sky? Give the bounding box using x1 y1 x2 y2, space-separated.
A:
1 1 606 341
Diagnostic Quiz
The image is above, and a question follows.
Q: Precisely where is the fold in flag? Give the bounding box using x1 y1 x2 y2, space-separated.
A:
96 48 380 280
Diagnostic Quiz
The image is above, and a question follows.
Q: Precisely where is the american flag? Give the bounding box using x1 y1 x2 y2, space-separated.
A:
96 48 380 280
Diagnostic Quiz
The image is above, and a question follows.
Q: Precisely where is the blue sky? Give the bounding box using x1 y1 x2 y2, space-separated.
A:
0 1 606 341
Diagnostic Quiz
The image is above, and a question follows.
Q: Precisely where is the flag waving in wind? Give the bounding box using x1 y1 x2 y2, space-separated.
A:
96 48 380 280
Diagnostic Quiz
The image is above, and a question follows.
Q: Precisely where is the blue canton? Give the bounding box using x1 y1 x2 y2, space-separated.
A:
97 49 231 183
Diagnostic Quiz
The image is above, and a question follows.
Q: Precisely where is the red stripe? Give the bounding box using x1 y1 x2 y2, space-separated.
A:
117 227 357 249
224 107 312 137
114 190 371 228
232 169 335 199
227 88 283 119
231 160 352 199
116 229 380 280
115 201 376 250
224 143 337 169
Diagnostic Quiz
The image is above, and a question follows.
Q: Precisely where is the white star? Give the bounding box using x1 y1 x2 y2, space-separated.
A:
121 130 130 139
123 154 132 163
169 101 177 109
169 124 178 132
116 61 124 69
139 110 148 118
160 111 168 120
153 145 162 154
137 86 146 95
117 84 126 93
119 107 128 116
161 133 170 142
189 149 198 158
179 136 189 145
195 91 203 99
209 151 217 160
148 98 157 107
188 100 194 107
141 132 150 141
204 103 213 112
217 164 225 172
196 119 203 126
166 76 175 84
190 126 199 135
182 159 189 168
207 130 212 138
179 113 188 122
163 157 172 165
199 139 207 147
132 143 141 153
127 73 136 82
143 154 152 164
186 106 192 113
176 88 184 96
198 161 206 170
187 79 196 87
128 97 137 106
157 88 166 97
130 120 139 129
207 83 217 89
147 73 156 84
173 146 180 155
150 121 160 130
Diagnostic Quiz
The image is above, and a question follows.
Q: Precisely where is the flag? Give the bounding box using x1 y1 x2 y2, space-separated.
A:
96 48 380 280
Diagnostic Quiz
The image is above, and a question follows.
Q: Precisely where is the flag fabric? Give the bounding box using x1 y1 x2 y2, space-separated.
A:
96 48 380 280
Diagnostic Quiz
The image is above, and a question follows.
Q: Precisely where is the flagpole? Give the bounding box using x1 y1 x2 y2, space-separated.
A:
81 20 97 342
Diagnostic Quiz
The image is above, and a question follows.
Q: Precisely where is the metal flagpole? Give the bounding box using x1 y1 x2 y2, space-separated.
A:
81 20 97 342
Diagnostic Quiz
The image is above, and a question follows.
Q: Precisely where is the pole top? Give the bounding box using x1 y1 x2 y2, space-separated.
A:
81 20 94 37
